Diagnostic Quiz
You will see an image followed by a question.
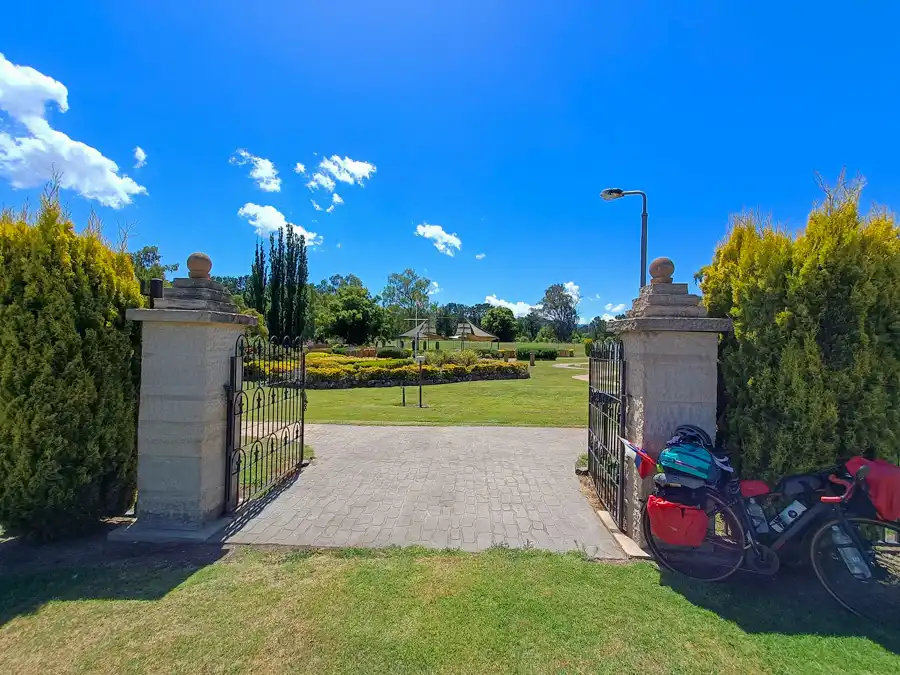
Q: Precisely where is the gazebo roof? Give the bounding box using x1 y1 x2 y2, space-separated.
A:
397 320 443 340
451 318 498 342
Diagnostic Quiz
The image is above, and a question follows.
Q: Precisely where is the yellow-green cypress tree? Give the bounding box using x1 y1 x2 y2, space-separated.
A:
700 181 900 481
0 188 143 539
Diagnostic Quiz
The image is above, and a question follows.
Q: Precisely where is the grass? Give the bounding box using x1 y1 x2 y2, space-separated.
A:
302 359 589 427
1 546 898 674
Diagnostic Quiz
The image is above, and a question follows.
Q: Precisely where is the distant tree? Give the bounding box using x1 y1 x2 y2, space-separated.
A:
319 285 385 345
248 241 267 314
316 274 363 295
267 228 285 335
587 316 611 340
129 246 179 286
540 283 577 341
381 268 431 336
283 227 298 341
517 309 544 341
437 302 470 336
481 306 517 341
467 302 492 327
293 234 310 338
535 325 556 343
211 274 249 306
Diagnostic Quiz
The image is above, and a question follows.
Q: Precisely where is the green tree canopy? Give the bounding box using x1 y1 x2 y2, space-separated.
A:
319 285 385 345
517 309 544 341
699 179 900 481
130 245 178 286
540 283 577 341
482 306 517 341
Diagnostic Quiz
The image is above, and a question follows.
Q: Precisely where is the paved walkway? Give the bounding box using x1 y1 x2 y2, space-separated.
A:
225 425 623 559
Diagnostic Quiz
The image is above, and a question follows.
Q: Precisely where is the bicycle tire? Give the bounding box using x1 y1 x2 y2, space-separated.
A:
809 516 900 625
642 490 746 582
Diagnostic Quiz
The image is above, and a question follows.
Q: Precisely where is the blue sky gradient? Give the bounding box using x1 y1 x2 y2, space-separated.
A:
1 2 898 321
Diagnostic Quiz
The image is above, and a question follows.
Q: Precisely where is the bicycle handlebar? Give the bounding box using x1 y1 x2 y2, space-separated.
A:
821 465 870 504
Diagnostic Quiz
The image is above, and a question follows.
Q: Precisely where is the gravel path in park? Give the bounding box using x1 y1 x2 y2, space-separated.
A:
225 424 623 559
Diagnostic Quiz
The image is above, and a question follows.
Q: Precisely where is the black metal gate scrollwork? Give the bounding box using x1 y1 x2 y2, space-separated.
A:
587 340 626 529
224 335 307 513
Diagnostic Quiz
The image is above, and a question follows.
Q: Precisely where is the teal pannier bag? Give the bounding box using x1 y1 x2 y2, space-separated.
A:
658 443 720 484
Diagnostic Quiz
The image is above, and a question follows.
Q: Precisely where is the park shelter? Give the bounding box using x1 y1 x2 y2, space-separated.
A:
450 319 499 350
397 320 443 351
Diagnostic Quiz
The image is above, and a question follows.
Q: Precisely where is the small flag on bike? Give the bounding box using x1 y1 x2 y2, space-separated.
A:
621 438 657 479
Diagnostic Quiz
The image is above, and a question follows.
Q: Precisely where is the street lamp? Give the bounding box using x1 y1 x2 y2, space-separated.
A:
600 188 649 288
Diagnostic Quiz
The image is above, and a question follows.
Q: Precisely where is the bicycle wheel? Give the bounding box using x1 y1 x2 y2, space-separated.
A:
642 490 746 582
810 517 900 625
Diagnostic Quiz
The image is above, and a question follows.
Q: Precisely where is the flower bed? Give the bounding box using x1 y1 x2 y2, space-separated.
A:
305 360 530 389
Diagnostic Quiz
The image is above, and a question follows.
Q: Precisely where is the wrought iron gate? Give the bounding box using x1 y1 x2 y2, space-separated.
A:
225 335 307 514
588 340 626 529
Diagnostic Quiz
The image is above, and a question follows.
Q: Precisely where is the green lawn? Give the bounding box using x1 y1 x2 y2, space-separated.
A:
1 547 897 674
303 359 589 426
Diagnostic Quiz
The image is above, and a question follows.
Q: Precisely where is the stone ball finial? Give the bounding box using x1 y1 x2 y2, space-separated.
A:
187 252 212 280
649 257 675 284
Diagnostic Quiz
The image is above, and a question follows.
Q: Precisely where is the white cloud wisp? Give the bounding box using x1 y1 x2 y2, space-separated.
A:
230 149 281 192
133 146 146 169
485 295 535 318
237 203 322 246
0 52 147 208
415 222 462 257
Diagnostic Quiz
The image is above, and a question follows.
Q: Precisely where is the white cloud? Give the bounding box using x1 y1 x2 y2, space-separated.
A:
133 146 146 169
0 52 146 209
564 281 581 305
601 313 615 321
318 155 376 186
230 149 281 192
336 242 342 249
429 281 442 296
237 203 322 246
604 302 627 313
332 193 343 205
485 294 535 318
415 222 462 256
294 162 306 175
326 205 335 213
0 52 68 119
311 199 324 211
306 171 335 192
0 116 147 209
475 253 486 260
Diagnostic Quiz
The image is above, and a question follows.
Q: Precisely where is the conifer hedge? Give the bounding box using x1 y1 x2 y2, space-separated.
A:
699 182 900 482
0 189 143 539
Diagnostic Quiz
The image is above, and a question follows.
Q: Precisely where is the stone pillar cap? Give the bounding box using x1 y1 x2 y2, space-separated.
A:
187 252 212 279
649 257 675 284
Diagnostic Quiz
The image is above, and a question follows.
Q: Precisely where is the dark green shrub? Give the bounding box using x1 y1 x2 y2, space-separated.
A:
699 181 900 481
0 190 143 540
331 346 349 355
376 347 412 358
516 347 558 361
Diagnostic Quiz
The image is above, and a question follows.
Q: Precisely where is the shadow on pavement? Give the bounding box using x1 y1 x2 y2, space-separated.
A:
659 566 900 655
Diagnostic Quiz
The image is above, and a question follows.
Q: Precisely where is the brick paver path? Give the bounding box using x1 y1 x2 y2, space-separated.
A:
226 424 624 559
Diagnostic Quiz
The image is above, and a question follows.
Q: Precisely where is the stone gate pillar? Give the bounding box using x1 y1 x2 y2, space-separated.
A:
610 257 731 543
110 253 256 541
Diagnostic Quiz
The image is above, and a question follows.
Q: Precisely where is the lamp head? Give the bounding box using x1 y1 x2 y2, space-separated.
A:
600 188 625 201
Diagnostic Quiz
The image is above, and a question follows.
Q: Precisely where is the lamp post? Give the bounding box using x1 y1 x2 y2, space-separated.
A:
600 188 649 288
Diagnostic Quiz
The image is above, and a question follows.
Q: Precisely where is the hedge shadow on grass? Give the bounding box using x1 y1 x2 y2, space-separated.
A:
0 531 230 628
658 567 900 654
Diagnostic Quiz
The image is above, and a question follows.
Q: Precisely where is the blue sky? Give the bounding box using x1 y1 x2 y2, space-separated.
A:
2 2 899 322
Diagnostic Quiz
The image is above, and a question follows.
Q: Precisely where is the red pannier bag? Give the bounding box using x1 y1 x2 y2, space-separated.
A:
647 495 708 546
847 456 900 522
